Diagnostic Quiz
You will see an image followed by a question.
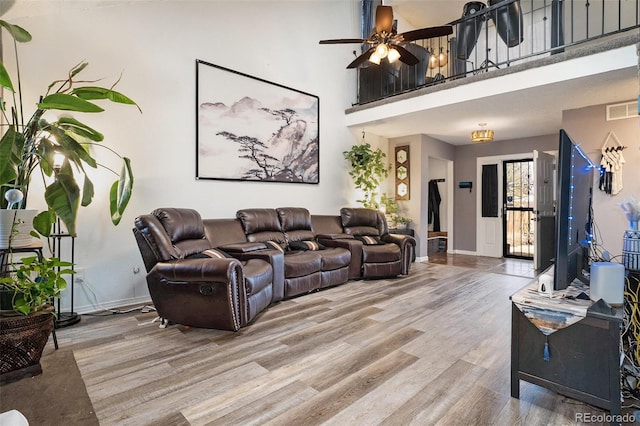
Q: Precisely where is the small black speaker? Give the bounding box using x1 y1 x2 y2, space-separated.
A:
456 1 487 60
488 0 524 47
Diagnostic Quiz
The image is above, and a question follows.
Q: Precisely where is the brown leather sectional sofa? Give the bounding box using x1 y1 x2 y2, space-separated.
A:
133 206 416 331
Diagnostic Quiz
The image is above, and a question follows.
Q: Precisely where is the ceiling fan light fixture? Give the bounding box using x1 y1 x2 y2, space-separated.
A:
319 4 453 69
374 43 389 59
387 47 401 63
471 123 494 143
369 52 382 65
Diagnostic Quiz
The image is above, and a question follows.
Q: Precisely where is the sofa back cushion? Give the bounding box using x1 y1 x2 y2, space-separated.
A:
133 214 174 271
311 215 343 235
340 207 388 237
152 208 211 259
277 207 315 242
203 218 247 247
236 208 287 245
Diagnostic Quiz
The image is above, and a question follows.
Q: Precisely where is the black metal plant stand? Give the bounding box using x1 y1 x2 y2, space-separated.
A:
52 218 80 328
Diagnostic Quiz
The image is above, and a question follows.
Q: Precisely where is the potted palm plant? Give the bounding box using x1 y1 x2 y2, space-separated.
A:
0 19 141 241
0 20 139 383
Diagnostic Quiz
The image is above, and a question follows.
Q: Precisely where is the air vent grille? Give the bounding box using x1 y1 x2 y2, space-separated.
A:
606 101 638 121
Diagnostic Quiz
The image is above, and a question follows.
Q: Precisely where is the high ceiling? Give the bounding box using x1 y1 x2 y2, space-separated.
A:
388 0 470 28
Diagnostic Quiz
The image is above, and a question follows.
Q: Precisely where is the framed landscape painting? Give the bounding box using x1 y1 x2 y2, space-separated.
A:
196 60 319 184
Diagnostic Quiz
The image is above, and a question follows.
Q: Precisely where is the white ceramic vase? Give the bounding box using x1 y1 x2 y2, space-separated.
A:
0 209 38 249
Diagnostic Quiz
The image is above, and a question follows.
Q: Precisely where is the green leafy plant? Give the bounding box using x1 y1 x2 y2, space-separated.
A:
343 142 390 208
0 20 141 237
0 256 73 315
395 216 412 224
380 193 399 216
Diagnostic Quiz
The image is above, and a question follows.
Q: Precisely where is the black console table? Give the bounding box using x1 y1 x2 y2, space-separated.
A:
511 279 622 417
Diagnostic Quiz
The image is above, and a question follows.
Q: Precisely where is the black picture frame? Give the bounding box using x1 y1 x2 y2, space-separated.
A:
196 60 319 184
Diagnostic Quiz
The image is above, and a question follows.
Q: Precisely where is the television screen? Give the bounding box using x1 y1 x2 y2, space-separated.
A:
553 129 596 290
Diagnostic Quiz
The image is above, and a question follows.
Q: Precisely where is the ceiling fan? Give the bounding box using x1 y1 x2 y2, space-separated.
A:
319 5 453 69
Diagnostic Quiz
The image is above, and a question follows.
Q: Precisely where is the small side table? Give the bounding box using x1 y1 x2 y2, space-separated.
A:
0 241 44 271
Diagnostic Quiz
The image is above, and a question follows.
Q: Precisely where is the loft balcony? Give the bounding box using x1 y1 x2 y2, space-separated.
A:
352 0 639 107
346 0 640 144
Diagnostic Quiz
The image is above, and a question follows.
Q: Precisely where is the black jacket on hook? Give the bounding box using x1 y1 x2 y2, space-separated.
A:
428 179 442 232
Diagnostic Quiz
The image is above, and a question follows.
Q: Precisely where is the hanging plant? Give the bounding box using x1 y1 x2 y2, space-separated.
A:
343 141 389 209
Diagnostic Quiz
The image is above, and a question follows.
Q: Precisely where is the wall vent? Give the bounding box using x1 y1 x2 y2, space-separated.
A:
606 101 638 121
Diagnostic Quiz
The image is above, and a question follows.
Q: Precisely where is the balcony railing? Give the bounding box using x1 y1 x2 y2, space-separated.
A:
356 0 640 105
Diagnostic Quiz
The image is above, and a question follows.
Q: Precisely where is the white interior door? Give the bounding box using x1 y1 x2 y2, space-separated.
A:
476 160 503 258
533 150 556 271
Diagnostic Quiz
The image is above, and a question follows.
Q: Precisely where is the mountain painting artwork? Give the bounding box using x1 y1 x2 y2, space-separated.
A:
196 60 319 184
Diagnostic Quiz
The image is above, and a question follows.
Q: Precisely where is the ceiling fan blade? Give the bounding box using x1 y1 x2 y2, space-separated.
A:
399 26 453 42
375 5 394 34
347 47 375 69
319 38 368 44
391 44 420 66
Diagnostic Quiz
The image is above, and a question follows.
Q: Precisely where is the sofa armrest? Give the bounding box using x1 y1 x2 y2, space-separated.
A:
381 233 416 274
151 258 241 282
147 258 245 331
318 237 363 280
233 250 285 303
219 242 268 253
382 233 415 246
315 233 354 240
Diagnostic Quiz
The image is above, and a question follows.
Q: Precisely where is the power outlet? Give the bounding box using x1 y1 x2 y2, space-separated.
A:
74 267 85 284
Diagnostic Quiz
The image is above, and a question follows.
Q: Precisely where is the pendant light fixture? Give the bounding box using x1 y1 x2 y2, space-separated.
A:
438 47 448 67
471 123 494 143
428 49 439 69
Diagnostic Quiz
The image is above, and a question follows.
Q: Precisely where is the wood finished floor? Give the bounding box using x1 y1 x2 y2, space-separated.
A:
47 256 611 425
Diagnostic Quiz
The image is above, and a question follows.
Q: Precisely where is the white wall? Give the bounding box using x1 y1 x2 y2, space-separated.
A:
2 0 361 313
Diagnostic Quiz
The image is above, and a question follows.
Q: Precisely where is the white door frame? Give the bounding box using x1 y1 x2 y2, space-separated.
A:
446 161 454 252
476 153 534 258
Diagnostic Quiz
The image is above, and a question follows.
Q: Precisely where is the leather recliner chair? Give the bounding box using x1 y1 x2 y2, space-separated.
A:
339 207 416 278
133 208 273 331
236 208 351 299
276 207 351 289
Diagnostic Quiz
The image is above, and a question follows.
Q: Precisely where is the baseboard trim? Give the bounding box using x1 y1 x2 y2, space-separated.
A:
73 296 153 315
452 249 477 256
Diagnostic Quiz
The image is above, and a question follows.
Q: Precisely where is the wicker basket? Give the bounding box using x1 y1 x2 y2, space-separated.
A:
0 312 54 384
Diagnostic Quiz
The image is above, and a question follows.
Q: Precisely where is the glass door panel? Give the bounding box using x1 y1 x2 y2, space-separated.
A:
504 159 534 259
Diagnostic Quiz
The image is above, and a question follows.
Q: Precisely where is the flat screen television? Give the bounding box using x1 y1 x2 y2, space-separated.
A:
553 129 596 290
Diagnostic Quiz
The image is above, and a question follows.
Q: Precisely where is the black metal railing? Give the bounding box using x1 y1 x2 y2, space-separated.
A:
356 0 640 105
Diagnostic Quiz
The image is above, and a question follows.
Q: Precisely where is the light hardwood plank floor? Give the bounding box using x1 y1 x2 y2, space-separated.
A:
47 259 613 425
